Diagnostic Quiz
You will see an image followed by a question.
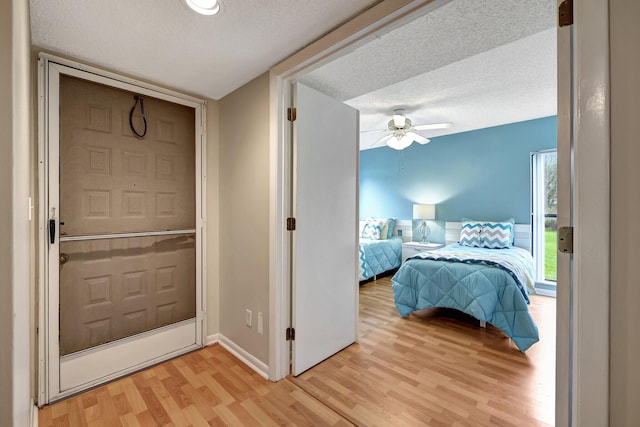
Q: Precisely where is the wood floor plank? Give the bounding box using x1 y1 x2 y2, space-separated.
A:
39 275 555 427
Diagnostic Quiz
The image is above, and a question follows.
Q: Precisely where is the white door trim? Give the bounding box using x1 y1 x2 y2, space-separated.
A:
37 54 207 404
567 1 610 424
269 1 610 425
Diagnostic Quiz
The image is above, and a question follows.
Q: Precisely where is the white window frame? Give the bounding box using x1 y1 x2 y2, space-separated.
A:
531 149 557 294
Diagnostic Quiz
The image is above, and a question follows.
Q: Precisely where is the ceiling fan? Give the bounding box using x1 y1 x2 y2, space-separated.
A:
363 109 453 150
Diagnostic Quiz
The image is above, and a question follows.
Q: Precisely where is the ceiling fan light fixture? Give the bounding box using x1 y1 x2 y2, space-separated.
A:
386 137 403 150
369 110 452 150
388 134 414 150
185 0 221 15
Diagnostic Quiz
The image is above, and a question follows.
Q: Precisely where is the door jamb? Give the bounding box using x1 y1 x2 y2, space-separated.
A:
37 53 208 404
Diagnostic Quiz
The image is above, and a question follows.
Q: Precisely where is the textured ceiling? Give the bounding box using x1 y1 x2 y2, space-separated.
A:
300 0 557 150
30 0 381 100
30 0 558 149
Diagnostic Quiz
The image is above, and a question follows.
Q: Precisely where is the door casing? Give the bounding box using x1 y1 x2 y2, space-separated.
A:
269 1 610 425
37 54 208 404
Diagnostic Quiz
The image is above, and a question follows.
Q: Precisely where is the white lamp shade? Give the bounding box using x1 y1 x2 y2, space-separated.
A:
413 203 435 220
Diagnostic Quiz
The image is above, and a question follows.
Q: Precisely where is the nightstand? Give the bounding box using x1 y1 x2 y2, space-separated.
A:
402 242 444 261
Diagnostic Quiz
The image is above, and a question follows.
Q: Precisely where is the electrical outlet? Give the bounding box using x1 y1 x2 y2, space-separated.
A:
257 312 263 335
245 309 252 327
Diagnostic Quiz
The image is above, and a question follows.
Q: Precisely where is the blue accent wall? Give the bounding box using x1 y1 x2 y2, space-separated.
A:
360 116 557 243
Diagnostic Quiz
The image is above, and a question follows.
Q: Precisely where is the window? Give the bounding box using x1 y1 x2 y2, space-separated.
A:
532 150 557 286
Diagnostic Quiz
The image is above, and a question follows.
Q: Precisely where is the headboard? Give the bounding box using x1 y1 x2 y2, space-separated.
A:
445 222 532 251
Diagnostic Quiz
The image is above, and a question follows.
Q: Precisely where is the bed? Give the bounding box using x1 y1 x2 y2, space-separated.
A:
358 218 402 281
359 237 402 281
391 221 539 351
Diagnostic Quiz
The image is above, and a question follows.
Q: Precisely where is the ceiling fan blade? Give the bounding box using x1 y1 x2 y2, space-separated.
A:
360 128 388 134
371 134 393 147
413 122 454 131
407 132 430 145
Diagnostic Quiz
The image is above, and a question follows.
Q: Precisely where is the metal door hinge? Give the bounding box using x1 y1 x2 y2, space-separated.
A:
287 107 297 122
558 226 574 253
559 0 573 27
286 217 296 231
286 327 295 341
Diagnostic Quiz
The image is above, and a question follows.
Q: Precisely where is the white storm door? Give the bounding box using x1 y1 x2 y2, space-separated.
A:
44 61 204 401
291 83 359 376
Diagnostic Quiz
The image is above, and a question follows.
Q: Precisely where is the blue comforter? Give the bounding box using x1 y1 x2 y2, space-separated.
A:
392 244 539 351
359 237 402 281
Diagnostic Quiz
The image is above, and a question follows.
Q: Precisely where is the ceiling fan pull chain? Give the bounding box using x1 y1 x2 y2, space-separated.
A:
129 95 148 138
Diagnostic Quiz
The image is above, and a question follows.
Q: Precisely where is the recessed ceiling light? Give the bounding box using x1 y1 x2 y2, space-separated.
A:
184 0 221 15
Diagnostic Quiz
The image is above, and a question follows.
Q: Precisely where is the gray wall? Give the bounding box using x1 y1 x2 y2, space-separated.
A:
1 1 16 424
610 0 640 424
218 73 270 363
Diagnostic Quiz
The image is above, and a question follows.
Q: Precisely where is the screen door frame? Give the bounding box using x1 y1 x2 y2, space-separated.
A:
37 54 207 404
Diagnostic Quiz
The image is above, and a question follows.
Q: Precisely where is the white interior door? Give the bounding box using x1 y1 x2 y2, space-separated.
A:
292 82 359 376
43 60 204 402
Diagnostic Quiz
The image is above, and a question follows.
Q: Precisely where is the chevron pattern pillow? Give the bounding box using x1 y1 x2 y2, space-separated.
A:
459 221 484 247
480 221 513 249
459 219 513 249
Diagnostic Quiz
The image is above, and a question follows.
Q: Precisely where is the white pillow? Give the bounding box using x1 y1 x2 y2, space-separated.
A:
361 219 386 240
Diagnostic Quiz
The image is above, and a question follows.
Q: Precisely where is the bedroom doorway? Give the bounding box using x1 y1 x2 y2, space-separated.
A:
273 1 610 424
40 57 206 403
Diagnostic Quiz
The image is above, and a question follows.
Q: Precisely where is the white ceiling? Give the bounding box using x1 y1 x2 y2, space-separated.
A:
300 0 558 149
30 0 557 150
29 0 381 100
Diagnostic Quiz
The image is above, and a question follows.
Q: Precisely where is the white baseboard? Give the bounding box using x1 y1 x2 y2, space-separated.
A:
534 287 557 298
205 333 270 380
205 333 221 346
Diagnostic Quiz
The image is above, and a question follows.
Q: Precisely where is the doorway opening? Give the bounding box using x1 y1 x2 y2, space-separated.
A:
274 0 611 423
277 0 558 423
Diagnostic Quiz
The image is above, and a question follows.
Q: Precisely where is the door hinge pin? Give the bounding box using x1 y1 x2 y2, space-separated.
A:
286 217 296 231
287 107 297 122
286 327 295 341
559 0 573 27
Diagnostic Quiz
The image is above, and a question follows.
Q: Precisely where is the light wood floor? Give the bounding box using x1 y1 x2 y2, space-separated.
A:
292 276 555 427
39 276 555 426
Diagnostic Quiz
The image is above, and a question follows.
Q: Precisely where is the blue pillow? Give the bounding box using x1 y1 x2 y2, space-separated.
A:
386 218 397 238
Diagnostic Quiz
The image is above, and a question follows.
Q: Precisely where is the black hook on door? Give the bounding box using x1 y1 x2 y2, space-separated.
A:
129 95 148 138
